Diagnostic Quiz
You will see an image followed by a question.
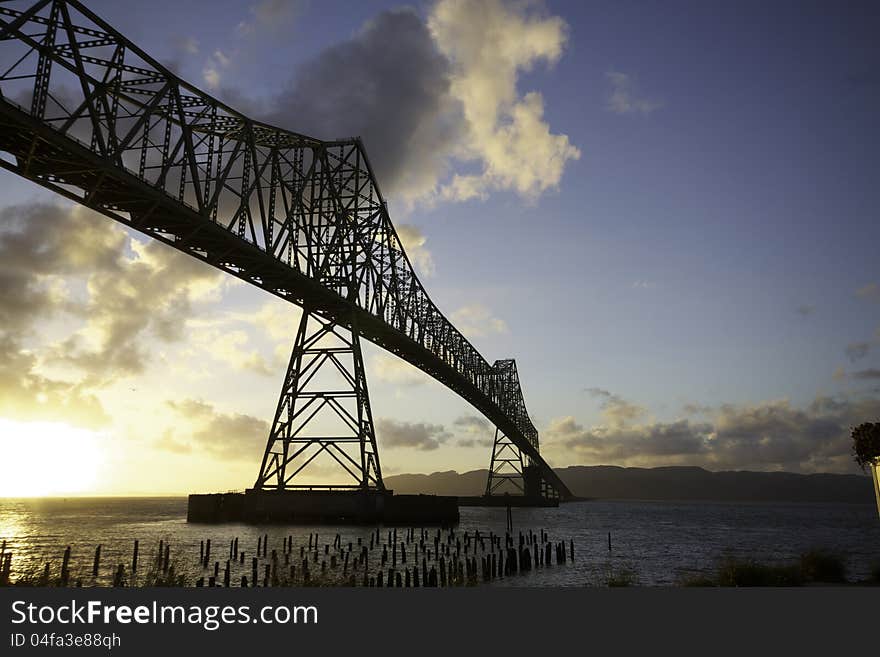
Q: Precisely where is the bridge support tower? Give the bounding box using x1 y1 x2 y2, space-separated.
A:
485 428 526 495
254 308 383 491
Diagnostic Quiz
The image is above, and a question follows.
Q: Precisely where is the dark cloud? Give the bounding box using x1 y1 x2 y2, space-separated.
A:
547 395 880 473
548 416 710 462
453 414 493 448
852 369 880 380
845 342 871 363
262 9 462 201
164 399 268 460
377 418 451 451
795 304 814 317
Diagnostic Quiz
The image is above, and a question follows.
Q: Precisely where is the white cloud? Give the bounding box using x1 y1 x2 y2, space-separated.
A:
395 224 435 275
450 304 508 339
429 0 580 202
203 49 233 90
605 71 663 115
371 354 430 386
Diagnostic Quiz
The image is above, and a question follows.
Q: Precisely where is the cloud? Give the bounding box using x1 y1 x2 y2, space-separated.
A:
172 35 199 55
852 369 880 380
631 280 656 289
430 0 580 202
371 354 429 386
261 1 578 206
0 202 225 403
377 418 451 451
795 304 814 317
605 71 663 115
856 282 880 302
845 342 871 363
585 387 646 427
203 49 233 90
547 414 709 461
164 399 268 460
236 0 304 37
453 414 493 448
191 328 278 376
264 9 460 204
0 335 109 429
546 394 880 473
450 304 508 338
395 224 435 275
227 301 301 342
49 235 223 385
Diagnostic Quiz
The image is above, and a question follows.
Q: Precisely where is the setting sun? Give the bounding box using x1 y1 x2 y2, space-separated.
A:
0 419 103 496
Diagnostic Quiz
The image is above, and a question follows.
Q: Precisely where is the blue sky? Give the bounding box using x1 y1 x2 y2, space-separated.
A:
1 0 878 494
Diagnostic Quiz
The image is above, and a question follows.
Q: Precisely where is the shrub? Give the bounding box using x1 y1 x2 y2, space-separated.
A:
851 422 880 471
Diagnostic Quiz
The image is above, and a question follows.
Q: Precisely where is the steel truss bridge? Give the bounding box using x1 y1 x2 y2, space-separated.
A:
0 0 572 501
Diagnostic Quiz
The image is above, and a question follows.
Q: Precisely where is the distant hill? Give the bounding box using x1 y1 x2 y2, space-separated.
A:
384 465 875 504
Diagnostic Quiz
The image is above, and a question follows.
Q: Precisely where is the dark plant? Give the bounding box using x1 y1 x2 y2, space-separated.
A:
851 422 880 471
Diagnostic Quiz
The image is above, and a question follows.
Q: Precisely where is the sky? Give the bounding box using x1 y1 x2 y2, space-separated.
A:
0 0 879 495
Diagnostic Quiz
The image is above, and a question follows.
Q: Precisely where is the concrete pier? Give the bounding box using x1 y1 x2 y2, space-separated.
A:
187 489 459 525
457 495 559 508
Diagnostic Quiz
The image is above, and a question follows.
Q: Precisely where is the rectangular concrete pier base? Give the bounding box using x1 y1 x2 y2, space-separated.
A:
187 489 459 525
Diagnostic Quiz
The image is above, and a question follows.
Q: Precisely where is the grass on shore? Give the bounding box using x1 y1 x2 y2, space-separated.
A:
681 549 876 587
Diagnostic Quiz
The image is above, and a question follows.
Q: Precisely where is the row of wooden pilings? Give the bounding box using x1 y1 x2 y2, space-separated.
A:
0 526 577 588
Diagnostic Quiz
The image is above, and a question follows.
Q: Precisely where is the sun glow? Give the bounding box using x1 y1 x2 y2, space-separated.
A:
0 419 104 496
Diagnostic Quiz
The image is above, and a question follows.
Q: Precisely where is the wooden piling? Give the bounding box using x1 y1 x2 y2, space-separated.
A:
93 544 101 578
55 546 67 585
132 540 139 574
113 563 125 587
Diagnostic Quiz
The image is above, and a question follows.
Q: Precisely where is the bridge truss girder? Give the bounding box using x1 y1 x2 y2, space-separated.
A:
0 0 573 500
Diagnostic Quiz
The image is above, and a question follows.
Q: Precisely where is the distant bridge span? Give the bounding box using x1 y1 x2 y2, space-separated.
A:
0 0 572 500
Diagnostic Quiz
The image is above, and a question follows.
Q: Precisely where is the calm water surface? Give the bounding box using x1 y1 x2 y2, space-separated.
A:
1 498 878 586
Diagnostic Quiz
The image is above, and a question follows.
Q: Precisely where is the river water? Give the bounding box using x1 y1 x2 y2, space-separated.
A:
1 497 878 586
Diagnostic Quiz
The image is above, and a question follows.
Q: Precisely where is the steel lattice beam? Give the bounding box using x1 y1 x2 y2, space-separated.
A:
0 0 573 500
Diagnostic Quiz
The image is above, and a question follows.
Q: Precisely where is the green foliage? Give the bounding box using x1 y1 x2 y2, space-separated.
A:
851 422 880 470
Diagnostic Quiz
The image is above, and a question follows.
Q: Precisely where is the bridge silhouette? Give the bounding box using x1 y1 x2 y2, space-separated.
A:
0 0 572 501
